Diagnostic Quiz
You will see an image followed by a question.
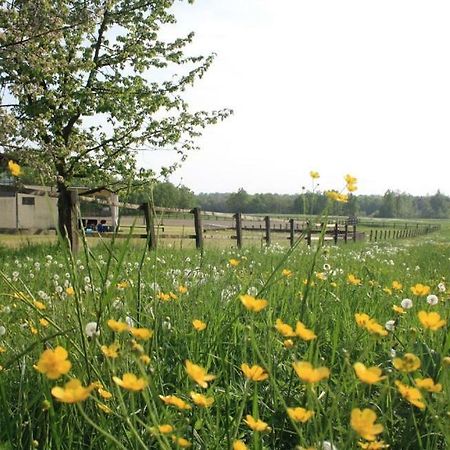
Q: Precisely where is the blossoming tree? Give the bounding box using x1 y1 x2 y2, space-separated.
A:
0 0 231 244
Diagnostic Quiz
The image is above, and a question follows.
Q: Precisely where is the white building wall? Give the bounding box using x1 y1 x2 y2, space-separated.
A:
0 197 16 228
18 194 58 229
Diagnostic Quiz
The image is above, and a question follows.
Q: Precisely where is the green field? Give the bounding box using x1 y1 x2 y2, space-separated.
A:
0 225 449 449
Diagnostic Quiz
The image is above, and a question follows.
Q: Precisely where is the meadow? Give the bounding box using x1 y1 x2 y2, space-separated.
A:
0 226 449 450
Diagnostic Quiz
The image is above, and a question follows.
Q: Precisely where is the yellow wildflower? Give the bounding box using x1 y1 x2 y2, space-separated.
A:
178 285 188 294
190 392 214 408
159 395 191 410
35 346 72 380
33 301 46 310
292 361 330 383
295 321 317 341
353 363 386 384
365 319 388 337
130 327 153 340
171 436 191 448
414 378 442 393
65 287 75 296
39 318 49 327
392 281 403 291
97 403 112 414
156 424 174 434
392 305 405 314
351 408 384 441
287 407 315 423
116 281 129 289
239 294 268 312
241 363 268 382
169 292 178 300
107 319 129 333
131 339 144 353
395 380 426 409
244 415 271 432
233 440 248 450
282 269 293 277
309 171 320 179
348 274 362 285
157 292 171 301
8 160 21 177
192 319 207 331
326 190 348 203
383 288 392 296
417 311 446 331
112 373 147 391
283 339 294 349
358 441 390 449
410 284 431 296
229 258 240 267
98 388 112 399
185 360 216 388
51 379 94 403
275 319 296 337
140 354 151 365
393 353 421 373
101 343 120 359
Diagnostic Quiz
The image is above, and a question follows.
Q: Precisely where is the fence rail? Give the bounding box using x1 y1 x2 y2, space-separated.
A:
10 186 441 252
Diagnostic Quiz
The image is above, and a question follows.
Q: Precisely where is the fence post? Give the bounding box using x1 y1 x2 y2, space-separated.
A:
333 222 338 245
352 224 357 242
264 216 271 246
192 207 204 250
369 230 373 242
374 230 378 241
234 212 243 249
344 223 348 243
307 222 312 246
289 218 295 248
69 190 80 254
142 202 157 250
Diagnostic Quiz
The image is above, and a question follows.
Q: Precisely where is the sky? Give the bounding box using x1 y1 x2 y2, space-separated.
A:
137 0 450 196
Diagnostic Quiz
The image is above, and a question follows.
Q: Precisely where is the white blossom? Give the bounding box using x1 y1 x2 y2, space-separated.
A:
85 322 100 338
426 294 439 306
401 298 413 309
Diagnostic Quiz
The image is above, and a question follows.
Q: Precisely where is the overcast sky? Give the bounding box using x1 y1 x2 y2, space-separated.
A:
137 0 450 196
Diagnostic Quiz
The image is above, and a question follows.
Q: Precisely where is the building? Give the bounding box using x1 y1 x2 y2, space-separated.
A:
0 183 119 232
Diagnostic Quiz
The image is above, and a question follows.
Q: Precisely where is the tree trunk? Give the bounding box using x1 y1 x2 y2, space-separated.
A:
57 182 79 253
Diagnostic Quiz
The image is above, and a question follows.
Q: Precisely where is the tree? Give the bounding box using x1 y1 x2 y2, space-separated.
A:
227 188 250 213
0 0 231 243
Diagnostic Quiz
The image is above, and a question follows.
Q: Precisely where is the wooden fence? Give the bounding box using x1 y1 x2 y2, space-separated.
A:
9 186 441 252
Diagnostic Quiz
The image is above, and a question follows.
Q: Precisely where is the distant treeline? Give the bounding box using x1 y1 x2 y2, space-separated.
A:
123 183 450 219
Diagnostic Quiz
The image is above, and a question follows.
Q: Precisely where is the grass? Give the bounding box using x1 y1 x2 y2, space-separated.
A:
0 223 449 449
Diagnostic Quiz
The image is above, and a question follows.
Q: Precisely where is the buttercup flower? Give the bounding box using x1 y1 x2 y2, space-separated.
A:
107 319 129 333
229 259 240 267
410 284 430 296
51 379 94 403
418 311 446 330
113 373 147 391
350 408 384 441
129 327 153 340
190 392 214 407
348 274 362 286
391 281 402 291
244 415 271 432
241 363 268 382
233 440 248 450
101 343 120 359
159 394 191 409
185 360 216 388
414 377 442 393
35 346 72 380
287 407 315 423
295 321 317 341
393 353 421 372
275 319 295 337
171 436 191 448
310 171 320 179
293 361 330 383
395 380 425 409
8 160 21 177
353 363 386 384
240 294 268 312
192 319 207 331
358 441 389 449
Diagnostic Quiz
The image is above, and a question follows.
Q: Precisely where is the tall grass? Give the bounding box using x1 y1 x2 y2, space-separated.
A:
0 228 448 449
